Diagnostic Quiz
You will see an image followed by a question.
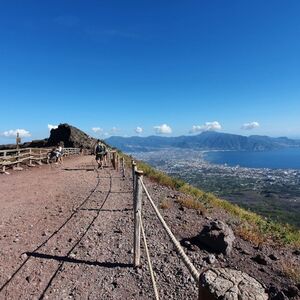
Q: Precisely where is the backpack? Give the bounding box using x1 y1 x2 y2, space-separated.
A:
96 144 105 154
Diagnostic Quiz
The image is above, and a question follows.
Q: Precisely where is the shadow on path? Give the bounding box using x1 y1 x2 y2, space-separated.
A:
80 208 132 212
26 252 132 268
63 168 95 172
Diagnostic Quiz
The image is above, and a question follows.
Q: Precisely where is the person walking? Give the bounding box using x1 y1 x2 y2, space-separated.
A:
95 140 106 169
56 142 64 164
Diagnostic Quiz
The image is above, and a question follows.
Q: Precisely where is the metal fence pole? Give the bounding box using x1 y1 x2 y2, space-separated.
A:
134 170 143 267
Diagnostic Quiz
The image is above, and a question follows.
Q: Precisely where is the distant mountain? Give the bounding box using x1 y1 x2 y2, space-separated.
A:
106 131 300 152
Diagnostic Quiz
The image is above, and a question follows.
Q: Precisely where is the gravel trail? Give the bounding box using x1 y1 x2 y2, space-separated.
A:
0 156 199 299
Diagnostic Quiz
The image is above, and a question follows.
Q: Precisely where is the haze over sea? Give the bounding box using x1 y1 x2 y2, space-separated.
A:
203 148 300 170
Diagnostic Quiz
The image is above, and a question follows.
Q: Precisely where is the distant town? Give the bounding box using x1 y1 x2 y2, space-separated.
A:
131 148 300 228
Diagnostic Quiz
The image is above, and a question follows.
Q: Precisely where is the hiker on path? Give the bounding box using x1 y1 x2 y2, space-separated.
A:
95 140 106 169
56 142 64 164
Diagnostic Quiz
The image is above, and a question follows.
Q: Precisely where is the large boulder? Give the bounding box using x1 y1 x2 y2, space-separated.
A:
47 123 97 149
196 220 235 255
200 268 268 300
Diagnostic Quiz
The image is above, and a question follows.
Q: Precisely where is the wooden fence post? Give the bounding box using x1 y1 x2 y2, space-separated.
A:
134 170 143 267
108 151 111 167
13 149 23 171
38 149 42 165
111 151 117 170
17 149 20 168
121 157 125 179
116 154 119 171
28 148 34 167
132 161 136 191
2 151 7 173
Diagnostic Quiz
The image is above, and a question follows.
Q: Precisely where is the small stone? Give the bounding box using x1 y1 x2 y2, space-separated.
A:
268 285 279 297
252 254 268 265
182 240 191 248
136 268 142 275
272 291 289 300
207 254 216 264
283 285 299 298
258 267 266 273
25 276 32 283
292 249 300 256
21 253 28 260
240 249 251 255
269 254 278 261
217 253 225 262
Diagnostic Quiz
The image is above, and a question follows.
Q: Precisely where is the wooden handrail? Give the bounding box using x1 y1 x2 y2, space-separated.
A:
0 147 81 174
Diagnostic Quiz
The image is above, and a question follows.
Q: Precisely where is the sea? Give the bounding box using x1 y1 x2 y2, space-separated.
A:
203 148 300 169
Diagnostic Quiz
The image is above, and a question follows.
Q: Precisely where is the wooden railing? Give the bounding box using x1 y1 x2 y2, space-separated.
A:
63 148 81 156
131 160 203 300
0 147 80 174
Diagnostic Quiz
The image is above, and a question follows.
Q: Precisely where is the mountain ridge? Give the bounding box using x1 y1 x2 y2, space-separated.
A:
106 131 300 152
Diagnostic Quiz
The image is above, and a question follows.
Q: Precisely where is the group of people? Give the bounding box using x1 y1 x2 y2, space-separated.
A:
47 140 108 168
48 142 64 164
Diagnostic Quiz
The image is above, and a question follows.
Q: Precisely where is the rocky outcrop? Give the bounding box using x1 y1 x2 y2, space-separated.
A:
195 220 235 255
46 123 97 149
200 268 268 300
0 124 106 150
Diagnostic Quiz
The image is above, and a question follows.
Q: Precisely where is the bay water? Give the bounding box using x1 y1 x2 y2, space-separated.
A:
203 148 300 169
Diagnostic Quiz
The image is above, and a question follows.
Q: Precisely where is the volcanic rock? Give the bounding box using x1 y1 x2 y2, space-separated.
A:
47 123 97 149
195 220 235 255
200 268 268 300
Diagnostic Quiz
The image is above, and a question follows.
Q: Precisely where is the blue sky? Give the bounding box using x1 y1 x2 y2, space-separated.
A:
0 0 300 143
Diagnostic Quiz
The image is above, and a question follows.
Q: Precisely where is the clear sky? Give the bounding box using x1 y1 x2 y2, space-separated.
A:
0 0 300 143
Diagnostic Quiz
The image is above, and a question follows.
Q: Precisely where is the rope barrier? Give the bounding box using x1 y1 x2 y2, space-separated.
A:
140 179 200 283
139 213 160 300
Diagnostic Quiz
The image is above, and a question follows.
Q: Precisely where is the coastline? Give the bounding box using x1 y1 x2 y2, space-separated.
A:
130 148 300 228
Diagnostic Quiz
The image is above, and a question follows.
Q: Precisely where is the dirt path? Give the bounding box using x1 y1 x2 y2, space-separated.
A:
0 156 198 299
